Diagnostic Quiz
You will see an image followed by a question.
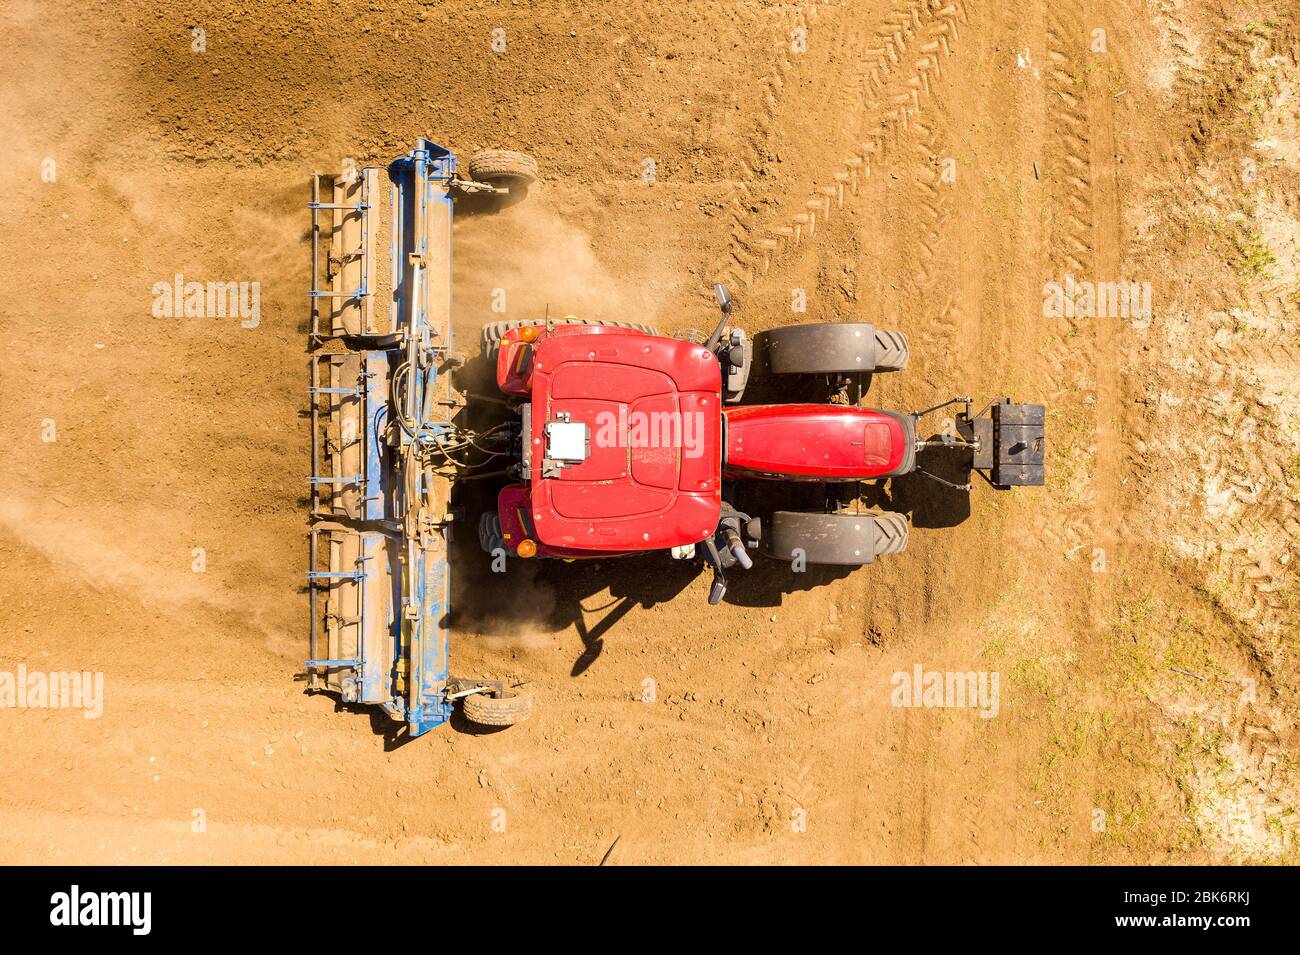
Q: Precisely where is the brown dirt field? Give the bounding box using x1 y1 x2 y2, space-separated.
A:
0 0 1296 864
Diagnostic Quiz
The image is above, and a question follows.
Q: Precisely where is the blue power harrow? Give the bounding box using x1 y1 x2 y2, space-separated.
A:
304 139 536 735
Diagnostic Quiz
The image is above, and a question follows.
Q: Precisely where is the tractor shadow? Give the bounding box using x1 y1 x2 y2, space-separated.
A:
863 437 973 529
450 543 697 676
299 687 433 751
451 508 856 678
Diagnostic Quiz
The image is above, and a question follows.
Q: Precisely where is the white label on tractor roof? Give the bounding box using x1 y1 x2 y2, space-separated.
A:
545 421 589 463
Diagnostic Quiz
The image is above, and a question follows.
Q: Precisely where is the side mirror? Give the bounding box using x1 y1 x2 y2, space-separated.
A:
705 283 735 351
713 283 733 316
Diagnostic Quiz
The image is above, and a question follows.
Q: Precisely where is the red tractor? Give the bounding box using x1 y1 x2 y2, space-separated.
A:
306 140 1042 735
478 285 1045 603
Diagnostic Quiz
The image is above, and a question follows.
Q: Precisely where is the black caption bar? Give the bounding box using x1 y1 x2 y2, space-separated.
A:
0 866 1281 941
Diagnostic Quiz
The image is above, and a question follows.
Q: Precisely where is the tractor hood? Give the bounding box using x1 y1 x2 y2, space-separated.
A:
723 404 916 480
525 332 723 552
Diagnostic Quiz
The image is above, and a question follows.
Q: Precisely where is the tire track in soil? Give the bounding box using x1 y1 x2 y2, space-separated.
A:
1152 0 1209 121
573 3 824 188
708 2 866 288
1039 0 1100 565
715 0 970 289
1157 24 1298 619
568 3 659 182
1123 2 1300 857
1084 0 1124 660
1011 0 1130 858
715 3 828 261
1234 700 1300 856
718 3 865 287
903 117 959 385
1163 19 1299 668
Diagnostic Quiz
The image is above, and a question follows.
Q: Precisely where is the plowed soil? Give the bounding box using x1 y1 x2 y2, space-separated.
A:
1 0 1296 864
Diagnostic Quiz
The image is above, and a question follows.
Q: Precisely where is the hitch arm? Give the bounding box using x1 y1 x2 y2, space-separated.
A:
912 467 972 492
911 396 972 420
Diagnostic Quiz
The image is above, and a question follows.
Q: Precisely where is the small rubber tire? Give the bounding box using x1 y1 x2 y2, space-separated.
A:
480 318 659 360
764 511 909 566
463 689 533 727
468 149 539 186
763 323 909 374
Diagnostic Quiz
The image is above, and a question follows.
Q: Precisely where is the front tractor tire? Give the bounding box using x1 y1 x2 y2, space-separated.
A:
764 511 909 566
462 688 533 727
763 322 909 375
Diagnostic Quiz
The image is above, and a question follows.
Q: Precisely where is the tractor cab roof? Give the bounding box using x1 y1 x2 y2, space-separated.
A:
525 331 722 552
